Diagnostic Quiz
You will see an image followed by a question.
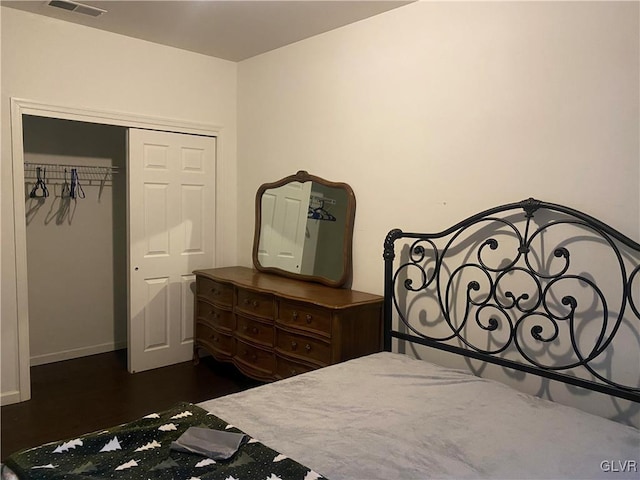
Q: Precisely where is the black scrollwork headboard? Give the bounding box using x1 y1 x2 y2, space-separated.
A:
383 198 640 402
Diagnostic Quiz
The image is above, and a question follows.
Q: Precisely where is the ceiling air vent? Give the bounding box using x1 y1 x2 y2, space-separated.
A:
47 0 106 17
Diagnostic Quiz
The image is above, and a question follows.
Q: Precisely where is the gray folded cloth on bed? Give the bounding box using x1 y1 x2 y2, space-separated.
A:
170 427 248 460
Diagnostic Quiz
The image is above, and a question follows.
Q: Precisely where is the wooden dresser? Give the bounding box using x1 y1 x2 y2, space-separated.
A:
193 266 383 381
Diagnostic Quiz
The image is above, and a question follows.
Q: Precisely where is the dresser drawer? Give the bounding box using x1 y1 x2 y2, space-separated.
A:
196 321 234 358
278 301 332 338
275 355 316 379
275 328 331 365
236 315 274 347
196 300 234 332
197 277 233 307
234 339 274 376
236 288 274 320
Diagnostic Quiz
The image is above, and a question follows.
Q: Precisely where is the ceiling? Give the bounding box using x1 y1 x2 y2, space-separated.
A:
2 0 411 61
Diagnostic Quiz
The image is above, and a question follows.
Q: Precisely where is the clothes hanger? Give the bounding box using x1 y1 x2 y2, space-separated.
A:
308 200 336 221
61 169 71 198
70 168 85 199
29 167 49 198
318 207 336 221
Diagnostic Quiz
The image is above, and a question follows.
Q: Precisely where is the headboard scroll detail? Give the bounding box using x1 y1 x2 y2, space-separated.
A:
383 198 640 402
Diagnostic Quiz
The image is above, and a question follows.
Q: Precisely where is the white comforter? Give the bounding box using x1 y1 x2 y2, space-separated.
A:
199 352 640 480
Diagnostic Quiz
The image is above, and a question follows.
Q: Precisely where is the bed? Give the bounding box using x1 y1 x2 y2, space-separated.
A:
4 198 639 479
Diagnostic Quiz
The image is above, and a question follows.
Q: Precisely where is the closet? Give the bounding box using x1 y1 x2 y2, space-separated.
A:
23 115 128 367
21 114 218 375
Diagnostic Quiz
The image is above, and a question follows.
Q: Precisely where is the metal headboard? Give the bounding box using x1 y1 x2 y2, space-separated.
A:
383 198 640 402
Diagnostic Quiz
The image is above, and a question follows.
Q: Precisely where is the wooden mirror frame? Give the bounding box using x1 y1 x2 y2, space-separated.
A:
252 170 356 288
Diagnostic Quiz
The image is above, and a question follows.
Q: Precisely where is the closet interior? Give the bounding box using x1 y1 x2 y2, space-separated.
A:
23 115 128 367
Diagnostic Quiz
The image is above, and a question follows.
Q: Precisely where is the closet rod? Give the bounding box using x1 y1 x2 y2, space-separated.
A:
24 162 118 184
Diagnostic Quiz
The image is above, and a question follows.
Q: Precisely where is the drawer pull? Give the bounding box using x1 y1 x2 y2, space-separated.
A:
243 298 259 308
305 344 312 352
291 341 297 350
292 312 313 324
242 350 257 361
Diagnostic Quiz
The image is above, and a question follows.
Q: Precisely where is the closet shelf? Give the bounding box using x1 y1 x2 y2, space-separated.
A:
310 194 336 206
24 162 118 186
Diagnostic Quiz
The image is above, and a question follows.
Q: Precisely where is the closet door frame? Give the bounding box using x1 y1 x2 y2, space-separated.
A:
9 97 224 403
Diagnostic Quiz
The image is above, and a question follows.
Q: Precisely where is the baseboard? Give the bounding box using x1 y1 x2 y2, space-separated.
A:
30 340 127 367
1 390 22 406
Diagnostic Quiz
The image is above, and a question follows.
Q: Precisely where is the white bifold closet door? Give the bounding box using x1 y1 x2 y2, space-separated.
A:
128 129 216 373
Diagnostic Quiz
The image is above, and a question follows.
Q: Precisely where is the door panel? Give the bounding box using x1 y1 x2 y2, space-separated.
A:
144 277 170 350
181 185 205 254
129 129 216 373
144 183 170 256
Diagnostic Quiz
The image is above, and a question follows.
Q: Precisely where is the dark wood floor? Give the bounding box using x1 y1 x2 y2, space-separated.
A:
0 350 261 461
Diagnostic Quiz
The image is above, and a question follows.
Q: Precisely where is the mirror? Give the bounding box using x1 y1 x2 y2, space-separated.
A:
252 171 355 287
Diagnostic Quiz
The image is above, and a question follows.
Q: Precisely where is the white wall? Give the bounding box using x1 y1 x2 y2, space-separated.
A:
237 1 639 423
237 1 639 283
1 7 238 403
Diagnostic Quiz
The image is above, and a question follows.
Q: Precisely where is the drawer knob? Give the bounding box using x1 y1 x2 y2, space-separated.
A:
291 369 297 375
252 300 258 308
305 314 313 324
242 350 257 361
292 311 298 320
305 344 312 352
291 341 297 350
252 327 259 334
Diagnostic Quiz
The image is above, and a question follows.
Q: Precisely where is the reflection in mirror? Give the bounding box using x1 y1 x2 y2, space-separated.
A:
253 171 355 287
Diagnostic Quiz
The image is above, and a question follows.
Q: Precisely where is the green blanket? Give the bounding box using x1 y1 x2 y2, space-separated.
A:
5 402 327 480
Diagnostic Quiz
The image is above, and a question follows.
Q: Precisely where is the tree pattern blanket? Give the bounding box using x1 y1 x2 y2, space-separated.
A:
4 402 327 480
